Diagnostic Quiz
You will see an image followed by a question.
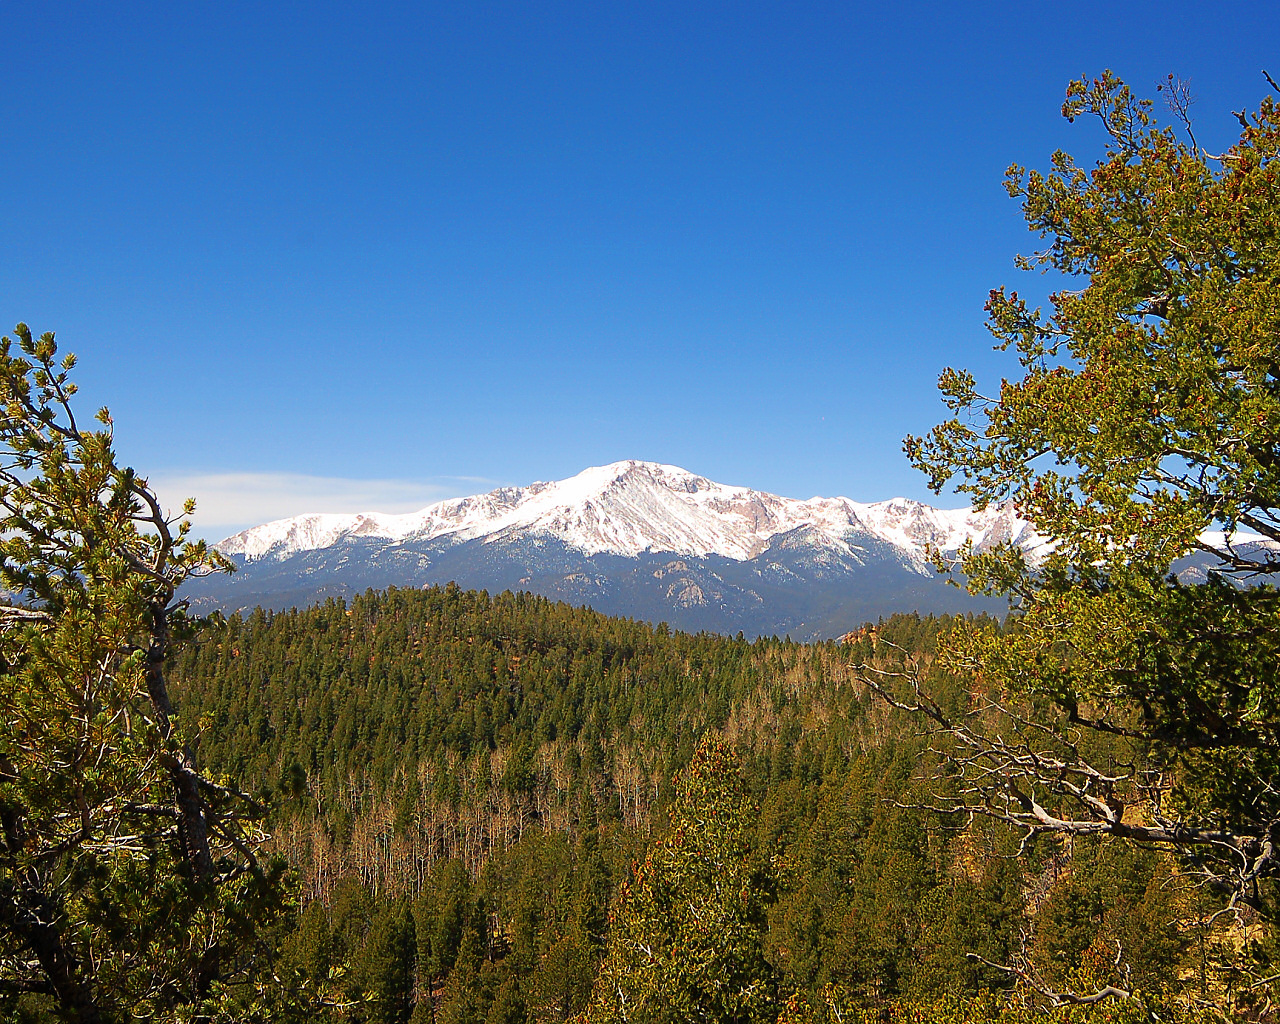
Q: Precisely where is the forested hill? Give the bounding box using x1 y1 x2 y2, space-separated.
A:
167 586 1196 1020
175 583 852 816
172 582 911 881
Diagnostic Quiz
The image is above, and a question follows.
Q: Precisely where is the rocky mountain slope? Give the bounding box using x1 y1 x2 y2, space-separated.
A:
188 461 1046 638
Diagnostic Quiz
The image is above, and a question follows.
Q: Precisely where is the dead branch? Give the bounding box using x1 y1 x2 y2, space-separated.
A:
853 653 1280 914
965 950 1133 1007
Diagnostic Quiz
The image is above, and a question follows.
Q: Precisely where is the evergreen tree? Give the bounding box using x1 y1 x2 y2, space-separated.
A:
363 907 416 1024
0 326 290 1020
437 926 491 1024
892 72 1280 1008
584 736 775 1024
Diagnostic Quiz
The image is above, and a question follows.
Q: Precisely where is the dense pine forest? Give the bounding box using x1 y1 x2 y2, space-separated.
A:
155 586 1216 1022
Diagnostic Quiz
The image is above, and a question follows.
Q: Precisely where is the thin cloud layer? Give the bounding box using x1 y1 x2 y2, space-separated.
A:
146 472 490 543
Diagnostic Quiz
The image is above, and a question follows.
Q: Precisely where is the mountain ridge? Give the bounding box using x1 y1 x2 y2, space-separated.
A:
182 461 1039 639
217 459 1046 569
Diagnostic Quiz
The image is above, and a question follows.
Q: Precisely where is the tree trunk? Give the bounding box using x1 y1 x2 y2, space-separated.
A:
0 877 102 1023
145 609 216 881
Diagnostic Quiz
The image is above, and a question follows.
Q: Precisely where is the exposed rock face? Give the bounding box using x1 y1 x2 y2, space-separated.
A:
219 460 1044 568
190 461 1052 638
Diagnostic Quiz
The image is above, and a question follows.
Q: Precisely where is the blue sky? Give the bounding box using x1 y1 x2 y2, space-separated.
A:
4 1 1277 537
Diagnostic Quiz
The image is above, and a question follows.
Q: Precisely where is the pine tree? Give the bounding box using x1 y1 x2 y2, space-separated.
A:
584 736 775 1024
0 326 290 1020
364 907 416 1024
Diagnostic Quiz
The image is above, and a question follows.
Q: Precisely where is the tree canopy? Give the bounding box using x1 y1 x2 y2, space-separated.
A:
0 326 290 1021
585 737 775 1024
886 71 1280 1010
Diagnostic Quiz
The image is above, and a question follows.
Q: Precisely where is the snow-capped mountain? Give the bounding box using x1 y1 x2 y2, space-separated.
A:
191 461 1045 639
219 460 1043 570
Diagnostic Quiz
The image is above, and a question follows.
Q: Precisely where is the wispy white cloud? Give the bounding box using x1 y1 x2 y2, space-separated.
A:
146 472 492 542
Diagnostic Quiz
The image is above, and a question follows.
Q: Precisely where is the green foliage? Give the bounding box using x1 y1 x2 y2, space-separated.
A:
585 737 776 1024
359 907 416 1024
169 573 1208 1016
1032 840 1191 998
0 327 298 1021
437 924 491 1024
899 71 1280 1009
417 859 477 986
776 990 1221 1024
169 600 1040 1020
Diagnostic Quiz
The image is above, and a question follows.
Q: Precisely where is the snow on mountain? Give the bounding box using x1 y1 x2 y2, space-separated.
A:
216 460 1042 571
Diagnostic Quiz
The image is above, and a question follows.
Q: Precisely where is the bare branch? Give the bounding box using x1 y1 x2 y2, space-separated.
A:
965 951 1133 1007
0 607 53 624
1160 74 1199 152
854 655 1280 913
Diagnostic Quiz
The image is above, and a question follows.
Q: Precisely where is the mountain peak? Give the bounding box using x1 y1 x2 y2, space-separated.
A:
554 460 718 496
191 465 1263 638
217 461 1035 568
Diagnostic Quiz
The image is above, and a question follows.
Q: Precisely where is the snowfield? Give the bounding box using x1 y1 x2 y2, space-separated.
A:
218 460 1048 574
